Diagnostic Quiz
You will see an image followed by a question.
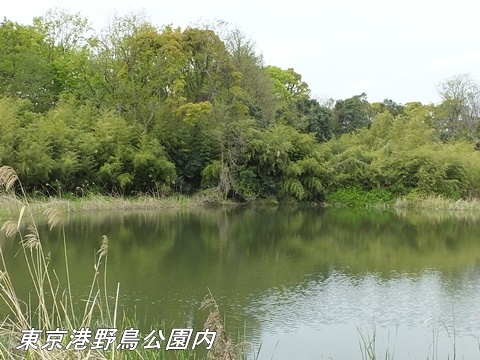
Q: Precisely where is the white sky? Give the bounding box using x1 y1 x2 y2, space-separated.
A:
3 0 480 105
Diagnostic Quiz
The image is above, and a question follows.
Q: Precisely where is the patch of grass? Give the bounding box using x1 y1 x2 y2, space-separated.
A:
325 187 480 212
0 190 238 220
326 187 395 207
395 194 480 211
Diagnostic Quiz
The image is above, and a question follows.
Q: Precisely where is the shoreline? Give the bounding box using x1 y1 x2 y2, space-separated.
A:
0 193 234 218
2 192 480 220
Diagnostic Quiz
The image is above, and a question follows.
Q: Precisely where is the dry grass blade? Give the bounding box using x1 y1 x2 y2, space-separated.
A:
1 220 19 238
43 207 63 230
0 166 18 192
17 206 26 230
97 235 109 258
0 270 6 283
22 225 40 249
201 290 237 360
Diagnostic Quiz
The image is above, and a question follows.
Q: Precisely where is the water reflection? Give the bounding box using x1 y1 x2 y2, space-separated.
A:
248 267 480 359
1 206 480 359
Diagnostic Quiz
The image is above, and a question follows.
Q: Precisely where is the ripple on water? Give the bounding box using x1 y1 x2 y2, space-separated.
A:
245 268 480 341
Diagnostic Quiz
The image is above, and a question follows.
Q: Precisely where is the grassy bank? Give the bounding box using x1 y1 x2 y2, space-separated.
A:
3 189 480 224
325 186 480 211
0 189 240 220
3 188 480 230
394 194 480 211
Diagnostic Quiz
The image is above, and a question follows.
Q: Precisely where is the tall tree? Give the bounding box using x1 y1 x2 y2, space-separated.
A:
89 12 169 128
436 73 480 140
264 66 310 102
224 28 277 127
264 66 311 129
296 98 333 142
33 8 92 59
32 9 94 100
0 20 56 112
333 93 370 135
369 98 404 118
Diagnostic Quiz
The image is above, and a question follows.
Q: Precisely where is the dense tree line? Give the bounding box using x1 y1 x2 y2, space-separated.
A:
1 10 480 201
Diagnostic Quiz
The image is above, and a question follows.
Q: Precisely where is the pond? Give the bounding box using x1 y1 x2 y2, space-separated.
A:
1 206 480 359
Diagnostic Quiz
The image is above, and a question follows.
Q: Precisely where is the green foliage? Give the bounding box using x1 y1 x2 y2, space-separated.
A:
299 98 334 142
326 187 394 206
247 124 326 200
225 29 278 127
201 160 222 188
263 66 314 130
132 136 177 192
333 93 370 135
233 166 260 199
1 10 480 203
264 66 310 101
369 98 404 118
323 105 480 200
178 101 213 125
0 20 57 112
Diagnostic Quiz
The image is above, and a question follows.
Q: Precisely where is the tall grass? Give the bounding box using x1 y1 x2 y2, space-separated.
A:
394 194 480 211
357 324 397 360
0 190 237 220
0 166 120 359
0 166 240 360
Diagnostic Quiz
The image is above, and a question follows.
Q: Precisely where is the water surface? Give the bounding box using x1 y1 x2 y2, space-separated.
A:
1 207 480 359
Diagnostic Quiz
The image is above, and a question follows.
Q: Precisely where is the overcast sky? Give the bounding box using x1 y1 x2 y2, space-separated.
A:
3 0 480 105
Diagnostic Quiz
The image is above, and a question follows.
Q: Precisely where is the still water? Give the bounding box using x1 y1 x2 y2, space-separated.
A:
1 206 480 359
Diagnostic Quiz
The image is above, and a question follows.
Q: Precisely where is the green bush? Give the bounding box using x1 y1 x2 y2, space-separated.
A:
326 187 394 207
